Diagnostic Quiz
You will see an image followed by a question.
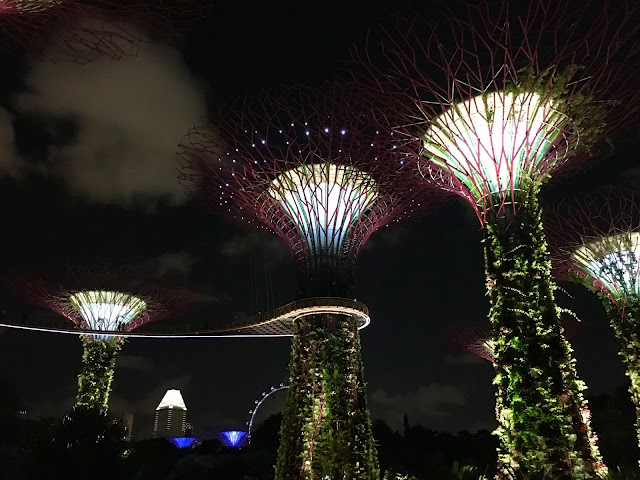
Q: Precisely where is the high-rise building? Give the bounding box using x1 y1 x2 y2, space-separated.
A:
122 412 134 441
153 389 187 438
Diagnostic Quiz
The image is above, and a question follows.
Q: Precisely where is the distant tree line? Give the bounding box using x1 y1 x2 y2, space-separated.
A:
0 378 637 480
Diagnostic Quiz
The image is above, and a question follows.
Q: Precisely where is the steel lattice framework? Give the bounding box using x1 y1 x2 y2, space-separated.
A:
446 321 584 364
548 187 640 460
549 188 640 312
358 0 640 224
5 261 191 334
446 324 497 363
352 2 640 476
4 260 195 410
179 84 432 298
179 84 437 479
0 0 211 62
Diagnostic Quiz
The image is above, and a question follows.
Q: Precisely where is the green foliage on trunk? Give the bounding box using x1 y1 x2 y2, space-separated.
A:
598 296 640 460
275 313 378 480
76 336 124 411
484 192 603 479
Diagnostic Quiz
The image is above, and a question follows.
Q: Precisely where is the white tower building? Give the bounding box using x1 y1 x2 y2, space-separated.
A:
153 389 187 438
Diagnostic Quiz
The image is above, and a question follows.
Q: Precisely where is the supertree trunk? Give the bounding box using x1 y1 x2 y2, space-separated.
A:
76 336 124 411
275 313 378 480
599 297 640 457
484 193 602 479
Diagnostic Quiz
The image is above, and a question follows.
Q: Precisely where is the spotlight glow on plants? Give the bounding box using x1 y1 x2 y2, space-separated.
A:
358 1 640 476
549 188 640 459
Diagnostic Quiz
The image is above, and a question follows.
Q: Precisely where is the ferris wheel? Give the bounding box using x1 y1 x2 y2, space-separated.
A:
246 383 289 444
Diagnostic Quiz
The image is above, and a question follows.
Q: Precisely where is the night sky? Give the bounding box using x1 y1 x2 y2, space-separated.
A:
0 0 638 441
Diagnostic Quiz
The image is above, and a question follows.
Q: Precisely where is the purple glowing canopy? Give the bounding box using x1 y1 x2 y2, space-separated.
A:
220 430 247 447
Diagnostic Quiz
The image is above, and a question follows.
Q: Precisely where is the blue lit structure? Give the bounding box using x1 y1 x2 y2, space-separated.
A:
170 436 197 449
220 430 247 447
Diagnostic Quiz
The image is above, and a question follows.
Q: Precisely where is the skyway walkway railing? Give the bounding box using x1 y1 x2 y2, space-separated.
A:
0 297 370 338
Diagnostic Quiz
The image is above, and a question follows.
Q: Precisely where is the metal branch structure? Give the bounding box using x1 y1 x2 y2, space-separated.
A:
446 324 497 363
446 321 585 365
359 0 640 224
179 83 434 480
355 1 640 477
4 261 192 411
548 187 640 458
0 0 211 62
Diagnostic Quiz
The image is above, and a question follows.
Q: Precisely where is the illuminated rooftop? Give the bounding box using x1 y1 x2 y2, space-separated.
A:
157 389 187 411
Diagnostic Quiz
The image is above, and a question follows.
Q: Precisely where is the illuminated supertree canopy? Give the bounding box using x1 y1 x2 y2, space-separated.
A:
0 0 211 62
548 187 640 458
446 321 585 365
179 84 430 298
360 1 640 224
170 436 197 449
4 261 191 411
178 84 435 480
446 324 496 363
220 430 247 448
355 1 640 477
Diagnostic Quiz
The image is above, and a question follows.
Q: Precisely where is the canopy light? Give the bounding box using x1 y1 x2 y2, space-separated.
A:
69 290 147 332
4 0 61 14
220 430 247 447
475 338 495 360
573 232 640 300
423 91 567 201
157 389 187 410
170 437 197 448
269 163 377 254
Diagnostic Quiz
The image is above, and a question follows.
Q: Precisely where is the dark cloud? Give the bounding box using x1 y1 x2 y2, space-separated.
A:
0 108 20 176
116 354 155 372
141 251 197 278
220 231 290 265
442 353 485 366
370 383 467 429
17 45 206 206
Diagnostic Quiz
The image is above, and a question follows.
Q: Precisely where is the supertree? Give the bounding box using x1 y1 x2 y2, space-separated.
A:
0 0 210 62
447 322 585 365
5 261 190 411
178 84 434 480
355 1 640 477
548 187 640 458
446 324 497 363
446 321 596 465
